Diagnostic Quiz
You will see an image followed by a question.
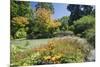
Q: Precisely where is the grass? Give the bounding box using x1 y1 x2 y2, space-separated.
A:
11 37 64 49
11 38 52 49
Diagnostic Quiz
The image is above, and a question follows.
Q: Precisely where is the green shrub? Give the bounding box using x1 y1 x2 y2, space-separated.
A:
69 25 74 31
14 28 27 39
83 28 95 48
73 15 95 35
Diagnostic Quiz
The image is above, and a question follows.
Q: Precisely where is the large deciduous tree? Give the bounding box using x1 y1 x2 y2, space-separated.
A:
33 8 61 33
11 0 31 18
58 16 69 31
67 4 95 26
73 15 95 35
35 2 54 14
29 8 61 38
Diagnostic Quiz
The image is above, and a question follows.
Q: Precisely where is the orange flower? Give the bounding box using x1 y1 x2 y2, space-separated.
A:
51 56 56 61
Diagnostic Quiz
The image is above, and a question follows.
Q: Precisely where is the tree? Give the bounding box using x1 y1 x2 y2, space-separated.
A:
11 0 31 18
81 5 95 16
35 8 60 32
67 4 95 26
31 8 61 38
58 16 69 31
35 2 54 14
11 0 32 39
83 28 95 48
73 15 95 35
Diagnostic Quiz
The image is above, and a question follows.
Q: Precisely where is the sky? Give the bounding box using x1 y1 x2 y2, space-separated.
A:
30 2 71 19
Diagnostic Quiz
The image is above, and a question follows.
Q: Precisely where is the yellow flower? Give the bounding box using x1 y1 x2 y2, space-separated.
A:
51 57 56 61
56 55 62 59
44 56 51 60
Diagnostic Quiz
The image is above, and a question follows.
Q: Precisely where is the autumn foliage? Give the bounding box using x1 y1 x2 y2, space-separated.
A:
12 16 29 27
35 8 61 31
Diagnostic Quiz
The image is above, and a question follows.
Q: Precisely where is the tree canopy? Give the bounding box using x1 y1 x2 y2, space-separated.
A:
67 4 95 25
35 2 54 14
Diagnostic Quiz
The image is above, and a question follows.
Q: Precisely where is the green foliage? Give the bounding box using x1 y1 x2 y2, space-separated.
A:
14 28 27 39
83 28 95 48
11 0 31 17
11 0 32 39
73 15 95 35
11 0 19 17
68 25 74 31
67 5 95 25
28 8 61 39
58 16 69 31
72 15 95 48
35 2 54 14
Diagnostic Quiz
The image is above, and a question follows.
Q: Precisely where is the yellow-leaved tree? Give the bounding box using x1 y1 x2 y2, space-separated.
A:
34 8 61 33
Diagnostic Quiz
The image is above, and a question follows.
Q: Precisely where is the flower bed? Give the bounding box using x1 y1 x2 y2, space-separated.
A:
11 36 92 66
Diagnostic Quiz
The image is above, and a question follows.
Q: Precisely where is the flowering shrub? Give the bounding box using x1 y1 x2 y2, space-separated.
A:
83 28 95 48
11 36 92 66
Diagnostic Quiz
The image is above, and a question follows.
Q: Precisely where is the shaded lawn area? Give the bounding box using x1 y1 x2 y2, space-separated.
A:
11 38 55 49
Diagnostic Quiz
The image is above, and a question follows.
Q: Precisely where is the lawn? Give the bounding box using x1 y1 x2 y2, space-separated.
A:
11 38 56 49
